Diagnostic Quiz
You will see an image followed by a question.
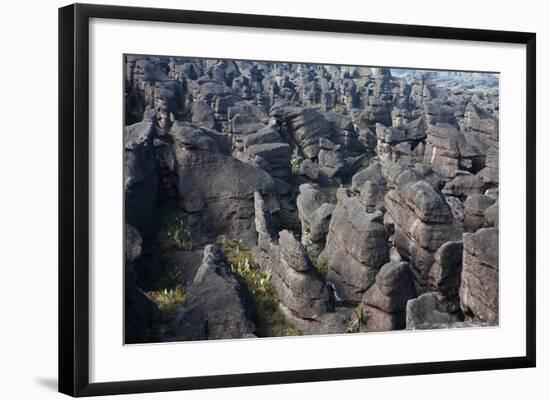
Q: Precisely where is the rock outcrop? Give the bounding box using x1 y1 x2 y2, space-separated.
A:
296 184 334 259
459 228 499 323
320 188 389 302
254 194 335 323
385 177 462 290
360 261 417 331
171 121 278 244
406 293 459 330
174 245 257 340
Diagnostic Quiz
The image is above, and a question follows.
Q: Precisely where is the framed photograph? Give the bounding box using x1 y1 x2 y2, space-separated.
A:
58 3 536 397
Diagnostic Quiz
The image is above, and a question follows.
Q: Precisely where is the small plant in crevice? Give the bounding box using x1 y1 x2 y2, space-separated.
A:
149 284 187 324
313 258 329 279
333 103 347 114
347 308 368 334
161 216 193 256
217 236 300 337
290 157 300 175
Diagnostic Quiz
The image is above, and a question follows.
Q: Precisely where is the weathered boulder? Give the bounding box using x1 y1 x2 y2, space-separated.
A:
296 184 334 259
478 146 499 184
360 100 392 131
271 104 333 159
406 293 459 330
351 162 388 212
445 196 465 222
463 194 496 232
174 245 256 340
384 179 462 289
190 100 215 127
460 228 499 323
246 142 292 178
423 123 480 178
125 58 185 131
362 261 417 313
442 172 486 199
320 188 389 302
323 111 363 155
253 194 335 322
360 261 417 331
428 241 463 311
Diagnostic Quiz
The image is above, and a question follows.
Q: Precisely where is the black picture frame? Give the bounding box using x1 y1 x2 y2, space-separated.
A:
59 3 537 397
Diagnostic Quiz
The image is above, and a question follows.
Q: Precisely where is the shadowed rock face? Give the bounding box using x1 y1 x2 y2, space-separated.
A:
124 118 159 234
124 57 499 342
171 122 278 244
174 245 256 340
124 225 159 344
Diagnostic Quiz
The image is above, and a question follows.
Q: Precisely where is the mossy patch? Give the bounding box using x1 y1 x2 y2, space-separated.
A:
312 258 329 279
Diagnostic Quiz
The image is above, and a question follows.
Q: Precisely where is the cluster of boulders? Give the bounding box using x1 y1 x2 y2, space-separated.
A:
124 56 499 343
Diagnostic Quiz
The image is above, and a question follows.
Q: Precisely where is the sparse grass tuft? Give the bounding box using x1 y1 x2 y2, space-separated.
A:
290 157 300 175
218 236 300 337
347 308 368 333
160 215 194 257
149 285 187 323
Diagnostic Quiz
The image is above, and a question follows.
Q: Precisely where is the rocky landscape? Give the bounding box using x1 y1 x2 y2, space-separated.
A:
124 55 499 343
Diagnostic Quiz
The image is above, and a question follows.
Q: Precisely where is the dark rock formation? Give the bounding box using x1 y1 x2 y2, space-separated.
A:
271 104 332 159
124 117 159 234
428 240 463 311
171 121 277 244
385 177 462 289
320 188 389 302
463 194 496 232
351 162 388 212
124 57 500 341
254 194 335 323
360 261 417 331
174 245 256 340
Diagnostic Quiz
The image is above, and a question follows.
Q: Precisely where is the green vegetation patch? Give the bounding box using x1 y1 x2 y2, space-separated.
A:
218 236 300 337
148 284 187 324
312 257 329 279
159 202 194 258
290 157 300 175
